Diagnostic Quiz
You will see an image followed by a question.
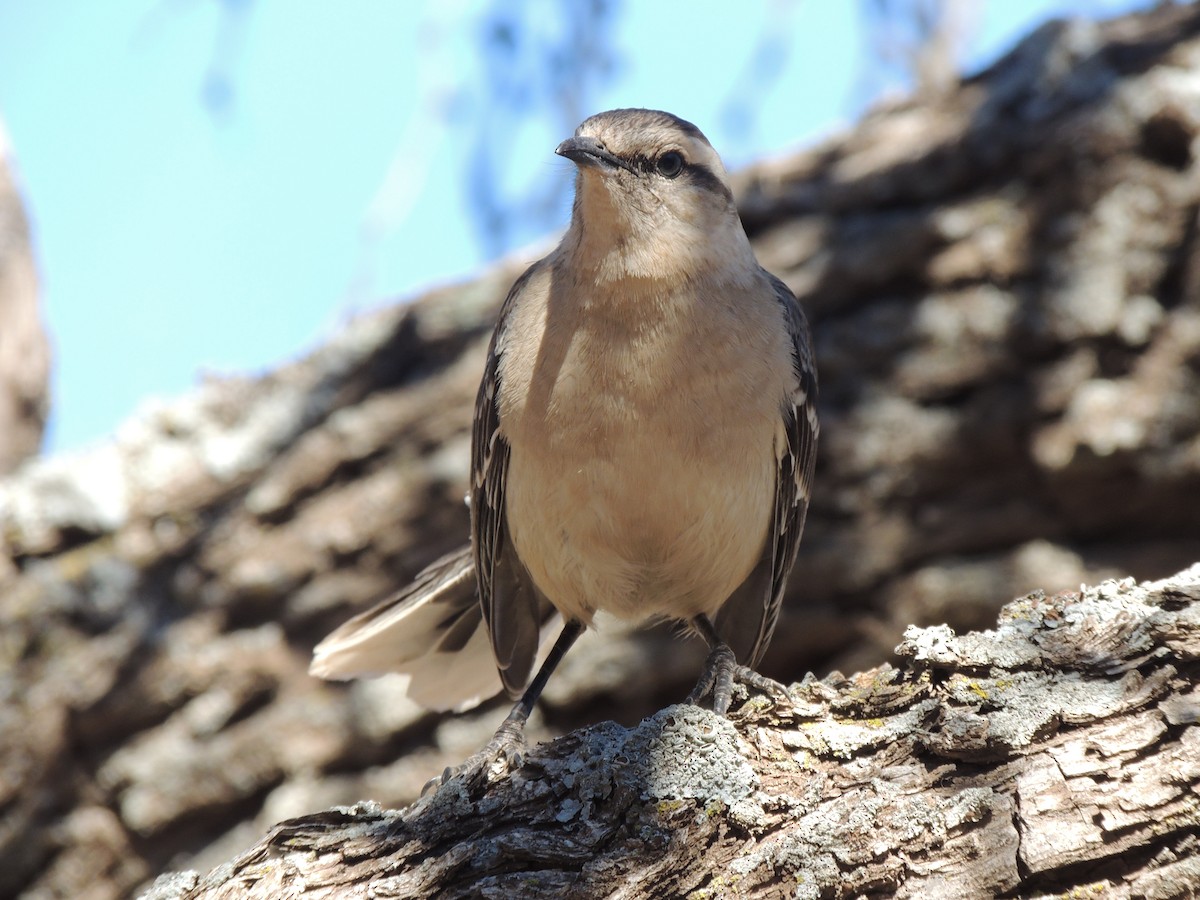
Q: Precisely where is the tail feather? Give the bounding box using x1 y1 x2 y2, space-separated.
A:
309 546 559 713
310 548 499 712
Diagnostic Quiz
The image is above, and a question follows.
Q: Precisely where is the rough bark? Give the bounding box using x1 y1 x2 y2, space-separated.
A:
141 565 1200 899
0 119 50 474
2 5 1200 899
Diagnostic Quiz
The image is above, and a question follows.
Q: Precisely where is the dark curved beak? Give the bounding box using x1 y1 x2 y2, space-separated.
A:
555 135 633 173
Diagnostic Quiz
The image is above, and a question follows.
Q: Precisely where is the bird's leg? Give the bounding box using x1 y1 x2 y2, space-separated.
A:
686 615 790 715
430 618 584 793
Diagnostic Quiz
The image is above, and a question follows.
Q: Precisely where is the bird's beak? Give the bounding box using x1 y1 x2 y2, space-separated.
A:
555 135 633 173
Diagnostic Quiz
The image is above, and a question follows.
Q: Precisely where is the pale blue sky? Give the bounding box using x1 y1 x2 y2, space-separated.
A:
0 1 1145 453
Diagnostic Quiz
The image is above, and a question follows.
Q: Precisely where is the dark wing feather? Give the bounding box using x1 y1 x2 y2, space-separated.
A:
471 262 547 697
716 274 819 668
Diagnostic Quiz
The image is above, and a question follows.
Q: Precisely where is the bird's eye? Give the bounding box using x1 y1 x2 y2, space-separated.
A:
656 151 685 178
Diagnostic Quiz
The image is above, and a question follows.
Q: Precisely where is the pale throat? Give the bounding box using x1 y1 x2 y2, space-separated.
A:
569 179 750 288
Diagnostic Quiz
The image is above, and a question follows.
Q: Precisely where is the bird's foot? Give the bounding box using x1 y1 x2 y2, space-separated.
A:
686 641 791 716
421 620 586 798
422 713 528 797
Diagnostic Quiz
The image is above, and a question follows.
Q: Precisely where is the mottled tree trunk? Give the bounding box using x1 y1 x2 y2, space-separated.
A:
0 121 49 475
142 566 1200 899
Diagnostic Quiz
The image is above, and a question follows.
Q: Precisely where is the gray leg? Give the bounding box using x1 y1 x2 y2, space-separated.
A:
429 618 584 793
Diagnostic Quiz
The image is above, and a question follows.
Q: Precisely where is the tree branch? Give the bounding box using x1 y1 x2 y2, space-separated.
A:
143 565 1200 899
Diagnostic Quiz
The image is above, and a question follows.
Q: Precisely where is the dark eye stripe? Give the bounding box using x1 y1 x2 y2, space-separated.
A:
682 163 733 203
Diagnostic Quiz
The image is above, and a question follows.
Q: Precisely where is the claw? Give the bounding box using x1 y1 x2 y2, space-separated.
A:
421 619 584 797
422 714 529 796
687 640 791 715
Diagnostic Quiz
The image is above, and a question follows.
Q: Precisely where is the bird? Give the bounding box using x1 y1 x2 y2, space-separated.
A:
311 108 818 784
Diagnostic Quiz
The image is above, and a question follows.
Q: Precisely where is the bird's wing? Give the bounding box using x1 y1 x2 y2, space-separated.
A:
472 261 551 698
310 262 553 707
716 274 819 668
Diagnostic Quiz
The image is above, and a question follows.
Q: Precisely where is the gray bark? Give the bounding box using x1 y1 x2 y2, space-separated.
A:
142 566 1200 899
0 120 49 475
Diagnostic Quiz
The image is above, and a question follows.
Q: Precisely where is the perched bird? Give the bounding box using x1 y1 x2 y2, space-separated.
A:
311 108 818 780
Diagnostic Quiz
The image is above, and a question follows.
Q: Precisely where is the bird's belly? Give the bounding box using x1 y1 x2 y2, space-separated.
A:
504 424 775 624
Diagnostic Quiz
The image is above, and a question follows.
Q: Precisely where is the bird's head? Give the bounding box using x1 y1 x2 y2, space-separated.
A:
556 109 752 282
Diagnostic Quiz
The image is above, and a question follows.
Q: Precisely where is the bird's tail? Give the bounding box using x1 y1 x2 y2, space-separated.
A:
309 547 504 713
